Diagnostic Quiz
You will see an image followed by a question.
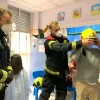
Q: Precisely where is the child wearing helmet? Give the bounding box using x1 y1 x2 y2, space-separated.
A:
71 28 100 100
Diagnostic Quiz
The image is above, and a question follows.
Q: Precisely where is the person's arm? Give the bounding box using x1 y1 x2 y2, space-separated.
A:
0 66 14 84
94 39 100 48
45 39 93 52
0 66 14 90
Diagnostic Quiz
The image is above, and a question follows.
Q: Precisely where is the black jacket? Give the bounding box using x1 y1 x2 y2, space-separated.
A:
0 28 10 70
44 34 82 77
0 29 14 93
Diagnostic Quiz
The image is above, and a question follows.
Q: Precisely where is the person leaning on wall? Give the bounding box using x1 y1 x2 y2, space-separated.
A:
0 8 14 100
38 21 94 100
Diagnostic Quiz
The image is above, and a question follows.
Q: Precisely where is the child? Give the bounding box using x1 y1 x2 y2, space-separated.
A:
71 28 100 100
5 54 31 100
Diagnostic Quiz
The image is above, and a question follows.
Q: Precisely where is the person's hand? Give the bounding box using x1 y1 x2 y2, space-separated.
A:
82 39 94 46
94 39 100 47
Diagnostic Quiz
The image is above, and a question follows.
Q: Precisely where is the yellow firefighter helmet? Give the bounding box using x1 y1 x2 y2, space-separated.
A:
81 28 98 39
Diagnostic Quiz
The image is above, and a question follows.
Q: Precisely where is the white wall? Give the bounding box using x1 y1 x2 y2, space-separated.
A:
0 0 8 9
39 0 100 28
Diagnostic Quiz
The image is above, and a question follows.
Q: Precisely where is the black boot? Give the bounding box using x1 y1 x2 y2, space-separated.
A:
55 91 67 100
39 92 50 100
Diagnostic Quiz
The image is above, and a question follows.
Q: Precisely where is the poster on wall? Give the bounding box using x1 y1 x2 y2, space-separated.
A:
57 12 65 21
91 3 100 16
39 45 45 52
72 8 81 19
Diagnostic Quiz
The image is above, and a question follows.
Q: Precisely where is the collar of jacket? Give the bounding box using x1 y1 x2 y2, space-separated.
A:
0 28 6 39
46 34 55 40
46 34 66 43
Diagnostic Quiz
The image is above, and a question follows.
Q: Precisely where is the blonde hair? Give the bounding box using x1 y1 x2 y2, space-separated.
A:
0 8 12 20
43 21 58 33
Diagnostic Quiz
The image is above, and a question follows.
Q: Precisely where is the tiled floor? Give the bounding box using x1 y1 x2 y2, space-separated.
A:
29 86 73 100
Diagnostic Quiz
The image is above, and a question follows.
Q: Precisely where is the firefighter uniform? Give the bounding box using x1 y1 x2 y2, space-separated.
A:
39 34 82 100
0 28 13 100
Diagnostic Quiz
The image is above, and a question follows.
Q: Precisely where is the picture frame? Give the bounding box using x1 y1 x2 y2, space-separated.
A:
91 3 100 16
57 12 65 21
72 8 81 19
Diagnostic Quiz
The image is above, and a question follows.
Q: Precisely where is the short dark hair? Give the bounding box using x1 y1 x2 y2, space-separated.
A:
11 54 23 75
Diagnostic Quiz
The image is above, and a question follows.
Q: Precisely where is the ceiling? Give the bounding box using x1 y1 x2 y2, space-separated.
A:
8 0 80 12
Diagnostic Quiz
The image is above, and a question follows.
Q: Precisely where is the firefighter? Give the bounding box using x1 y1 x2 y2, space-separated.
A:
38 21 94 100
71 28 100 100
0 8 14 100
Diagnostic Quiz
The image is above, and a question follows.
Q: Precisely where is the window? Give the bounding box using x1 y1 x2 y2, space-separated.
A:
8 6 30 75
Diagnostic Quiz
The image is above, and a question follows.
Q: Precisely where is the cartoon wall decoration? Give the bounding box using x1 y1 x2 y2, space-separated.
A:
72 8 81 19
57 12 65 21
91 3 100 16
